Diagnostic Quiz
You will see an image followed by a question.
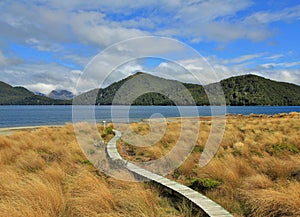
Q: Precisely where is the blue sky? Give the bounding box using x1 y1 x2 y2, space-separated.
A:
0 0 300 94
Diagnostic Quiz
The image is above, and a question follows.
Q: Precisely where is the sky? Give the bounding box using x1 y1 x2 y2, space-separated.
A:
0 0 300 94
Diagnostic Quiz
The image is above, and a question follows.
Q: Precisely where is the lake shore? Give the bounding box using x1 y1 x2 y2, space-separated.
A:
0 125 64 136
1 111 298 136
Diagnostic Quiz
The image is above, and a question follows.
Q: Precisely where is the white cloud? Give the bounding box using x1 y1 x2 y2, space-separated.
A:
176 0 252 23
0 0 298 56
24 83 57 94
0 63 82 94
0 0 299 91
260 61 300 69
264 54 284 60
221 53 264 64
0 0 281 50
245 4 300 24
0 50 9 66
252 69 300 85
0 50 22 66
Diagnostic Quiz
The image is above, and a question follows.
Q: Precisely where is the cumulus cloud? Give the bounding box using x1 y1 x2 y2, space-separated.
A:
252 70 300 85
0 50 22 66
24 83 57 94
1 0 294 49
0 0 299 91
0 63 82 94
0 50 9 66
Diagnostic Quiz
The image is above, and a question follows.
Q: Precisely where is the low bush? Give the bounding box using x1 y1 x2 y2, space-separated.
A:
189 177 221 193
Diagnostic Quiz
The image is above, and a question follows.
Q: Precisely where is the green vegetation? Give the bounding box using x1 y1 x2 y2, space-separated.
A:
266 143 299 156
105 126 114 134
219 74 300 105
2 73 300 105
189 178 221 193
0 81 71 105
75 72 300 106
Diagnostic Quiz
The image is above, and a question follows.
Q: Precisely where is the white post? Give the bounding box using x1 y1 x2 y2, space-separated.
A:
103 120 106 129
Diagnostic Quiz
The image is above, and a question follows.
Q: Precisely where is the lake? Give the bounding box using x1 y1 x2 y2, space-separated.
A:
0 105 300 128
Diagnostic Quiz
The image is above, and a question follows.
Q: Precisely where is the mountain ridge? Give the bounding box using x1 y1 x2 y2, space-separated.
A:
0 81 71 105
74 72 300 106
1 73 300 105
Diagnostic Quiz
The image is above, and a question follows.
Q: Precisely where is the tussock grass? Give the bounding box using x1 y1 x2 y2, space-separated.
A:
240 182 300 217
0 124 181 217
119 112 300 216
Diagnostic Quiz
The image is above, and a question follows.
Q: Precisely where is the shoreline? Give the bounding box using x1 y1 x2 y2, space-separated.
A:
1 111 298 133
0 125 64 136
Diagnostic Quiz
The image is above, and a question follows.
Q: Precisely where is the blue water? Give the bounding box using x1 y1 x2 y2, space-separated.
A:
0 105 299 128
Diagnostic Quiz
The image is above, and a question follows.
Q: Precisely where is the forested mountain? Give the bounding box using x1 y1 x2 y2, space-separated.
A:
219 74 300 105
0 81 71 105
75 72 300 106
1 73 299 105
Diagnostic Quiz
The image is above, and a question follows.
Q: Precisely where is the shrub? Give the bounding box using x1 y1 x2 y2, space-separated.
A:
266 143 299 156
189 178 221 193
193 146 204 153
106 126 114 135
88 149 95 155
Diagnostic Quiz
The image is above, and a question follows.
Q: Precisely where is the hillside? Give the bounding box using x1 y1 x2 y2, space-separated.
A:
0 81 71 105
75 72 300 106
2 73 300 105
218 74 300 105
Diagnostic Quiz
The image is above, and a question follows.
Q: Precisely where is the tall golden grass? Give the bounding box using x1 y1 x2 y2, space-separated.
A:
119 112 300 217
0 124 181 217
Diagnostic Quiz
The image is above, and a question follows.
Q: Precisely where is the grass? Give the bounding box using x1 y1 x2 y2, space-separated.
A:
0 124 182 217
118 112 300 217
1 112 299 216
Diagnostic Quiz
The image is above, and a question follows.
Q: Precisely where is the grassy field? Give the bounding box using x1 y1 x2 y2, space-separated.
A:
0 124 187 217
1 113 299 217
117 112 300 217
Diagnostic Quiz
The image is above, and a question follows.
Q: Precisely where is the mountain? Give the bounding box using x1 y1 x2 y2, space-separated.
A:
34 92 46 97
218 74 300 105
0 81 71 105
75 72 300 106
2 73 299 106
48 90 74 100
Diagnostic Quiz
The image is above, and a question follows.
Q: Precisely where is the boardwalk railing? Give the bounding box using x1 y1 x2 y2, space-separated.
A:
106 130 233 217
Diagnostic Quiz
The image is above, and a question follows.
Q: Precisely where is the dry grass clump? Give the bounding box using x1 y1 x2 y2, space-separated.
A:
0 124 181 217
240 182 300 217
119 112 300 216
117 119 202 163
117 120 183 161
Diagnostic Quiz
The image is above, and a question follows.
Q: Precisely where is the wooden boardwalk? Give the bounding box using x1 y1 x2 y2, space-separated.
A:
106 130 233 217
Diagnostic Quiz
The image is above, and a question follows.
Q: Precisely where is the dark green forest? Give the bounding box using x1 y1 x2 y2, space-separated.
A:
75 73 300 106
1 73 300 105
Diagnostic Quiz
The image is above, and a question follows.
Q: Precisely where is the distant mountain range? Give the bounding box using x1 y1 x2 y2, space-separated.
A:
48 90 74 100
34 90 74 100
1 73 300 105
0 81 71 105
